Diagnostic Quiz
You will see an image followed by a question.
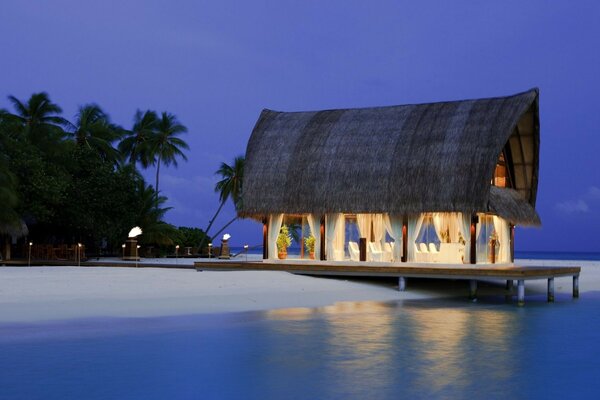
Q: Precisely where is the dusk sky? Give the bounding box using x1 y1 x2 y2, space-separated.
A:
2 1 599 252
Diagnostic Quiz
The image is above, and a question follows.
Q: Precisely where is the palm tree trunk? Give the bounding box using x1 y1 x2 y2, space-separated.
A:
155 158 161 203
210 216 238 241
198 199 226 251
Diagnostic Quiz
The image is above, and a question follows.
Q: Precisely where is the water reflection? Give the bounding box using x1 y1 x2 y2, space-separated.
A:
2 296 599 399
265 299 520 398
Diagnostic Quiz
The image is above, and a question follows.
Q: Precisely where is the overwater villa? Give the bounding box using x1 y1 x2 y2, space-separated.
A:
240 88 541 266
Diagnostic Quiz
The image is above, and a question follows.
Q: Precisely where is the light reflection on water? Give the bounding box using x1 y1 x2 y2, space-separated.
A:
1 295 600 399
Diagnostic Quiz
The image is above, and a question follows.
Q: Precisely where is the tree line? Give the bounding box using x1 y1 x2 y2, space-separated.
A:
0 92 243 257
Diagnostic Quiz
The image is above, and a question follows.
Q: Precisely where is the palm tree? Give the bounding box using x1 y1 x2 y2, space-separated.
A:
66 104 121 163
0 133 19 226
118 110 159 168
4 92 68 145
148 112 189 199
199 156 244 250
134 180 178 246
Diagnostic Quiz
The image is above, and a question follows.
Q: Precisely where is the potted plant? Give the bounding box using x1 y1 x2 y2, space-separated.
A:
276 224 292 259
304 235 316 259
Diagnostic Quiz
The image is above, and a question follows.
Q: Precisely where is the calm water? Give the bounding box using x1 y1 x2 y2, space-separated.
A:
1 294 600 399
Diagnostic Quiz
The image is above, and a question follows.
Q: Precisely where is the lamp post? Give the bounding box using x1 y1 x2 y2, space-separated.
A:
136 245 141 268
77 243 82 267
208 243 212 259
122 243 126 259
28 242 32 267
175 245 180 265
244 244 249 262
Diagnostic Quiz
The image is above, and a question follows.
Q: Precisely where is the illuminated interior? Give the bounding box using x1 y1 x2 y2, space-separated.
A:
267 212 512 264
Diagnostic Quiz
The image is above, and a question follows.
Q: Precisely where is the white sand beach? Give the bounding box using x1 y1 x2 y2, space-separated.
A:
0 259 597 323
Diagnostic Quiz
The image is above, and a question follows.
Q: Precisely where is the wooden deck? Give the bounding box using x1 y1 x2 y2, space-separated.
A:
194 260 581 306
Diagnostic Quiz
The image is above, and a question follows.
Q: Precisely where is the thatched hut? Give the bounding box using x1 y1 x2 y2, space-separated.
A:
240 88 541 265
0 220 28 261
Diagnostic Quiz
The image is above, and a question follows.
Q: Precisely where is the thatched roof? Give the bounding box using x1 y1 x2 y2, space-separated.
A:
0 220 28 238
488 187 540 226
240 88 541 226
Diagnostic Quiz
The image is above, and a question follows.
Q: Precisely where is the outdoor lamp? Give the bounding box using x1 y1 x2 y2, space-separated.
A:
222 233 231 241
128 226 143 238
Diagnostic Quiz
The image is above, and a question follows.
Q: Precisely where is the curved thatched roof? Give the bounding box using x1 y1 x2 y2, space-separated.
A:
488 187 540 226
240 88 541 226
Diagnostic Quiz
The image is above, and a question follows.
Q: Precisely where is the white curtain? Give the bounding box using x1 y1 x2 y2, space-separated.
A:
493 216 510 263
458 213 471 263
268 213 284 259
432 213 444 242
447 213 459 242
307 214 321 260
333 214 345 260
372 214 384 244
407 214 425 262
325 213 342 261
384 214 403 261
356 214 372 240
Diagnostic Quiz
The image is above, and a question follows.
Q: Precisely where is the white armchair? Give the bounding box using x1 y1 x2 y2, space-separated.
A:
428 243 440 263
349 242 360 261
416 243 429 262
368 242 383 262
382 242 393 262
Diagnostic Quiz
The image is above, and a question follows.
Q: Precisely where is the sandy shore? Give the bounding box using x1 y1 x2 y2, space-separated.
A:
0 259 596 323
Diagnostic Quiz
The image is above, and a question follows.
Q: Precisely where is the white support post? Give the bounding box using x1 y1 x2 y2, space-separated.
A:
517 280 525 306
573 275 579 298
469 280 477 300
398 277 406 292
547 278 555 303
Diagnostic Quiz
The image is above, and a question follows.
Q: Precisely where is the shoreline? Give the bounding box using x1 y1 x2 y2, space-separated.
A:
0 259 596 324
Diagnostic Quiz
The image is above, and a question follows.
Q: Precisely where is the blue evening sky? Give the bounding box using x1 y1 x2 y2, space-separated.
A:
1 1 599 252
